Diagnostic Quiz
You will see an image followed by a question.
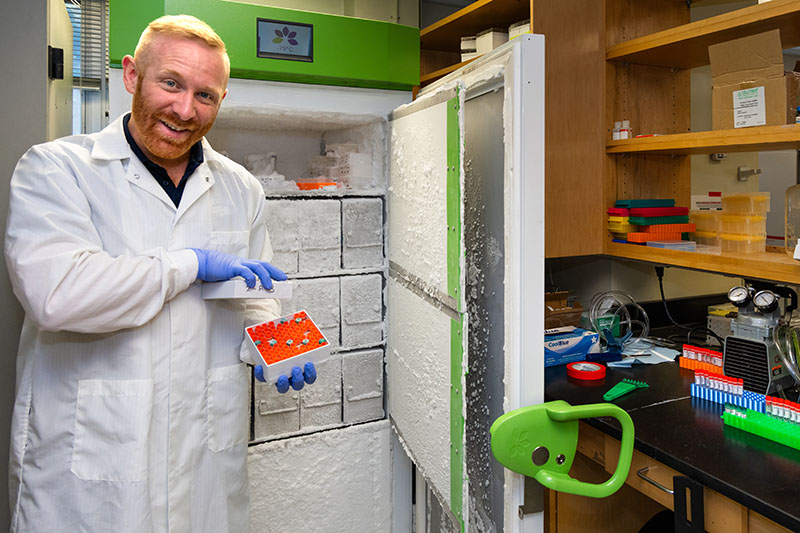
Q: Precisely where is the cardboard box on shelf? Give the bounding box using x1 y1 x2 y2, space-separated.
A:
545 291 583 329
709 29 800 130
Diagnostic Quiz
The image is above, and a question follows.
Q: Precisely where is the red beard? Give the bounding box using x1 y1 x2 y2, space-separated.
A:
130 81 215 162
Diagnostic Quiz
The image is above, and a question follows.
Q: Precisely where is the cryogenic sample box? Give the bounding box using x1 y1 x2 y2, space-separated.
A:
206 106 387 442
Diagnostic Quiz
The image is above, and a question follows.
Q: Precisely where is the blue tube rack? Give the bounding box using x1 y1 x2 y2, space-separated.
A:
690 383 766 413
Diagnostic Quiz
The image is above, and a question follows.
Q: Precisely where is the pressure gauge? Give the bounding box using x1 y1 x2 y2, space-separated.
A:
753 290 779 313
728 286 751 307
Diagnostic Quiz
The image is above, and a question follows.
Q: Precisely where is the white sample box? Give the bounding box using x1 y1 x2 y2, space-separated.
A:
244 310 331 384
201 279 293 299
476 28 508 55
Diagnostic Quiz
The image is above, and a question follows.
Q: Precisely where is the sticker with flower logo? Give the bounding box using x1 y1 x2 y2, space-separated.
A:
273 26 299 46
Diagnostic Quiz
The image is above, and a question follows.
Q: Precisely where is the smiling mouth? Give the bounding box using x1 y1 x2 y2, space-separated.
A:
160 120 191 133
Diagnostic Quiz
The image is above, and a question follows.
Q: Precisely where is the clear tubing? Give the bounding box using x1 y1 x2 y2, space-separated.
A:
773 324 800 386
588 291 650 345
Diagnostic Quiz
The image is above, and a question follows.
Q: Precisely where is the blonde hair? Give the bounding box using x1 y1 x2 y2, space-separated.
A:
134 15 230 81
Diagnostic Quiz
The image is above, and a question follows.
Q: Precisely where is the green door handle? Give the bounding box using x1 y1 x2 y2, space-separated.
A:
489 400 634 498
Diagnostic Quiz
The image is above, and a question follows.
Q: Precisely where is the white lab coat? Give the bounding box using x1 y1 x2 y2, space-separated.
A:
5 116 280 532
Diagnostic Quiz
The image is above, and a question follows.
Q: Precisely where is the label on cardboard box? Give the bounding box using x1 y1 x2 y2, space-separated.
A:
708 30 798 130
733 86 766 128
544 327 600 367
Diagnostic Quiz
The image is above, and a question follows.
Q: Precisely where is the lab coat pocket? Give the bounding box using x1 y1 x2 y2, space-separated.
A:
71 379 154 483
208 230 250 257
207 363 249 452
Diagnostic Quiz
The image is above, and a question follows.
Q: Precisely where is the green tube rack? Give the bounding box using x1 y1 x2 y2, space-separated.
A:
722 404 800 452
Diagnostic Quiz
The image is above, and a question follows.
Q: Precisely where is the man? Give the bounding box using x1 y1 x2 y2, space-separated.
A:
5 15 313 532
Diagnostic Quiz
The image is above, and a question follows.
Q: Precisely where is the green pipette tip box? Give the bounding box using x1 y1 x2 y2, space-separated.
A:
628 215 690 226
615 199 676 208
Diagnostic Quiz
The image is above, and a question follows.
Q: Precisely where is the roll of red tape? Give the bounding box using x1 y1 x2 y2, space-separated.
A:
566 361 606 380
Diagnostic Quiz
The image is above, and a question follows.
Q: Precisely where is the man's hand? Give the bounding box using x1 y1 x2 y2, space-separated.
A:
255 362 317 393
191 249 287 289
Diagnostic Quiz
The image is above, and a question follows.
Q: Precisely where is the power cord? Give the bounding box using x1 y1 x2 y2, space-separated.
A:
655 266 690 331
654 266 725 346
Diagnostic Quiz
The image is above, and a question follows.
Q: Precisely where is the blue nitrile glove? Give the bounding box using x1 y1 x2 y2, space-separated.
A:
191 249 287 289
254 362 317 394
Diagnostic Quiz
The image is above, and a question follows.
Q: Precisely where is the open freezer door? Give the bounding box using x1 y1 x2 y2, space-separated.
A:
390 36 546 533
388 84 468 529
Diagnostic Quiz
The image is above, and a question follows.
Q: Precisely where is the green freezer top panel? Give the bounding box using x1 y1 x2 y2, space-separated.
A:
109 0 419 91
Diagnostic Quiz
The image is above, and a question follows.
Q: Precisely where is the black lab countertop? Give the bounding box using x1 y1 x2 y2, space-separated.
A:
545 361 800 531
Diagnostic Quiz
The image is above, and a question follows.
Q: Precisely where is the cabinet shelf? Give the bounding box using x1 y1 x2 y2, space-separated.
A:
606 0 800 69
420 57 479 86
607 242 800 285
606 124 800 155
420 0 530 53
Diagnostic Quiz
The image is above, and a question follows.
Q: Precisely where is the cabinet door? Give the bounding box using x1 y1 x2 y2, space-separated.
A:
387 85 469 528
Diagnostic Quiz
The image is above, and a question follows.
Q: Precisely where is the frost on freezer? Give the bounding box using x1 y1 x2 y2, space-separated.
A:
244 152 297 193
210 105 387 195
389 124 447 294
302 142 373 191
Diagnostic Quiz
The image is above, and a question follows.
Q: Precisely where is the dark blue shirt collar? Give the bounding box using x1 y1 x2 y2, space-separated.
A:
122 113 204 207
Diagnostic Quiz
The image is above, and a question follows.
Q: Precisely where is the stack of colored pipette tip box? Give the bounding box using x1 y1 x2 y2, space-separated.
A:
610 199 695 250
245 310 330 384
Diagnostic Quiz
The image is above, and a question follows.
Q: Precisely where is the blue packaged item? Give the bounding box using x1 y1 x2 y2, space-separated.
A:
544 326 601 367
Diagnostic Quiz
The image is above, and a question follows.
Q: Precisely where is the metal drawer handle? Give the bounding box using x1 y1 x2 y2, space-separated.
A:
637 466 674 495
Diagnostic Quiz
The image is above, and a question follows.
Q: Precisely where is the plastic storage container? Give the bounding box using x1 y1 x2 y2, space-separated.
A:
720 233 766 254
721 192 771 215
690 210 721 232
646 240 697 251
720 214 767 235
692 230 721 247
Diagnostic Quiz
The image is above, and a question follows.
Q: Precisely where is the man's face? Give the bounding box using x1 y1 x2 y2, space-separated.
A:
123 36 227 167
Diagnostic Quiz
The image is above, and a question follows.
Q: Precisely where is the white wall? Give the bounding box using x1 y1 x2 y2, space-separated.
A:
548 256 734 311
0 1 51 529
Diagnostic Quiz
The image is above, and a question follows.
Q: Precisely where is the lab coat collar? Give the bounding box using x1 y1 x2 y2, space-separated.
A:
91 116 225 169
92 117 223 217
90 116 131 161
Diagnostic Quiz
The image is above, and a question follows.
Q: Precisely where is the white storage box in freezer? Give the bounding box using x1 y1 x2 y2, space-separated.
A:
201 279 293 299
244 310 331 384
460 36 477 51
476 28 508 54
509 19 530 40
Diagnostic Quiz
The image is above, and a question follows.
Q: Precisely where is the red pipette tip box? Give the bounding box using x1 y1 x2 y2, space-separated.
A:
245 310 330 383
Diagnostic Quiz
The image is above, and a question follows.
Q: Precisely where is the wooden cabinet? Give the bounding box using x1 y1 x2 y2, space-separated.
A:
421 0 607 258
422 0 800 267
604 0 800 283
419 0 531 86
546 423 792 533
